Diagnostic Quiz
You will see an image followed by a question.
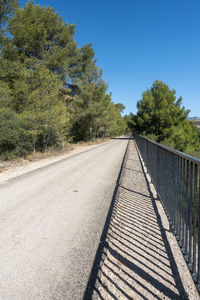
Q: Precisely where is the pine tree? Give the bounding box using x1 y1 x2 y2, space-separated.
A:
135 80 199 152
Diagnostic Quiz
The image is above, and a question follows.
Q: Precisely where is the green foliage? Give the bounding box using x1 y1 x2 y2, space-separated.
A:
0 57 33 112
134 80 199 152
0 108 32 160
161 121 199 152
0 0 18 46
124 113 136 133
0 0 18 26
8 1 76 78
69 81 125 142
0 1 126 159
69 43 101 84
20 65 67 151
0 80 13 107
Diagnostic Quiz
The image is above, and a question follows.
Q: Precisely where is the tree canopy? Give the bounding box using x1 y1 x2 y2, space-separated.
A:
0 1 126 160
131 80 199 152
0 0 18 26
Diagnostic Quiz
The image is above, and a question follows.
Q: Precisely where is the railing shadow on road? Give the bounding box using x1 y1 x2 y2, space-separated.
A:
83 139 130 300
83 140 188 300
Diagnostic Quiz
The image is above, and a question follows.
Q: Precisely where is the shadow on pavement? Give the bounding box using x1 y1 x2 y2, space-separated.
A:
83 138 130 300
83 139 188 300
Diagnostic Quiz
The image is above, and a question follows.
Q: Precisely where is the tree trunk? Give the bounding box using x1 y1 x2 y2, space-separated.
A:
103 126 107 140
42 132 50 152
89 121 93 142
94 123 98 140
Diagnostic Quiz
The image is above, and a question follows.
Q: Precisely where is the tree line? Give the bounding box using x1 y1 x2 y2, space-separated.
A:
0 0 126 160
125 80 200 155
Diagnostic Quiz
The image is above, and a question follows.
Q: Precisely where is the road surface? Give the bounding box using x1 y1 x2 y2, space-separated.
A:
0 139 128 299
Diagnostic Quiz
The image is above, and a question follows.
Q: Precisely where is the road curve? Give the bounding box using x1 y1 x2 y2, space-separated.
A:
0 139 128 299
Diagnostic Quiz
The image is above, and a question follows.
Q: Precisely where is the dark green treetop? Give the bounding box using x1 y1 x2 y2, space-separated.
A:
8 1 76 78
0 0 18 26
134 80 199 152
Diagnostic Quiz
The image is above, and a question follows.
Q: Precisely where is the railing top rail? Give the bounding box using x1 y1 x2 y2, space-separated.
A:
135 134 200 165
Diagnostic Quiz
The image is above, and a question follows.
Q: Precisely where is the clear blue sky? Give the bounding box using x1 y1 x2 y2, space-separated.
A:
19 0 200 117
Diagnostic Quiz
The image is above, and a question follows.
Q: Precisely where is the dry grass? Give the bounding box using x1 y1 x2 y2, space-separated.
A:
0 139 110 174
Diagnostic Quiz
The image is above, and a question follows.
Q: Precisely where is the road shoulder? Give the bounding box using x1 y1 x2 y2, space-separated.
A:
0 140 112 183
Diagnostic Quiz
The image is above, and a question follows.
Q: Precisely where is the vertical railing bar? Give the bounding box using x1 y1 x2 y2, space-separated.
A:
189 162 193 271
179 157 183 246
193 163 198 281
198 165 200 289
172 153 177 229
185 160 189 262
176 156 180 239
162 149 166 212
165 150 169 220
146 139 148 170
182 158 186 253
171 153 175 230
167 150 170 220
169 152 173 225
171 154 175 228
157 145 160 195
174 154 178 235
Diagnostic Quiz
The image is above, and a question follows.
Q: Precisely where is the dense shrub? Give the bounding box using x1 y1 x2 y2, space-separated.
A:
0 109 32 160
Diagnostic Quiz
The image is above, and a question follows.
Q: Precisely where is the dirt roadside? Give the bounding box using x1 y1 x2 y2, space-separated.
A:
0 139 111 183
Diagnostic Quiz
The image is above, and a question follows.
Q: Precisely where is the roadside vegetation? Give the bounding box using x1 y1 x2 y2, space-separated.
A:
125 80 200 157
1 1 199 161
0 0 126 160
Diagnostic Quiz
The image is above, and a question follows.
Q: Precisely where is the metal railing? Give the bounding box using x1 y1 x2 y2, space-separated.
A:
135 134 200 291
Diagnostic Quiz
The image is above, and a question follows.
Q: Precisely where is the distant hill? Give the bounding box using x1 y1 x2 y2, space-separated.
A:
188 117 200 120
188 117 200 128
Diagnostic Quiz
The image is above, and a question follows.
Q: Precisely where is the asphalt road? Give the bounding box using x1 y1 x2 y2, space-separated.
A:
0 139 128 299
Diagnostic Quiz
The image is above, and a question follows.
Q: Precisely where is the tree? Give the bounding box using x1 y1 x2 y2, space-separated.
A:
0 0 18 26
161 120 199 152
20 65 67 151
105 102 126 137
69 81 107 141
0 0 126 159
0 80 13 107
0 56 33 112
135 80 199 152
68 80 126 142
0 108 32 160
7 1 76 79
5 1 102 98
124 113 136 134
0 0 18 46
68 43 101 84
